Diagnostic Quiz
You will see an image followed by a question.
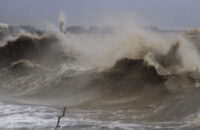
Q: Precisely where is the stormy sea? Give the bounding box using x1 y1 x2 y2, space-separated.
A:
1 21 200 130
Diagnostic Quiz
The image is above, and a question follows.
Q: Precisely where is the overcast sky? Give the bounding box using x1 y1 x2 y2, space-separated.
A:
0 0 200 29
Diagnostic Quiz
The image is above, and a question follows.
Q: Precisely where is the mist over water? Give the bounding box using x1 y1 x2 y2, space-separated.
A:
1 14 200 129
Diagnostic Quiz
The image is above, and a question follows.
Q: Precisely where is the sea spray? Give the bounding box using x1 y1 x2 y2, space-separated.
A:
59 12 66 33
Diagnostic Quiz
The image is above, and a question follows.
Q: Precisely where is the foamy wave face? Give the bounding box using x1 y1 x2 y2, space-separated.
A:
0 19 200 108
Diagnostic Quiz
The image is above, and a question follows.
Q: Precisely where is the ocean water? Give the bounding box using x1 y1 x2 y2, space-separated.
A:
0 25 200 130
1 101 198 130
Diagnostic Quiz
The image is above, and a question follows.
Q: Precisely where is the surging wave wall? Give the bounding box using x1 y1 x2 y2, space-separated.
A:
1 24 200 122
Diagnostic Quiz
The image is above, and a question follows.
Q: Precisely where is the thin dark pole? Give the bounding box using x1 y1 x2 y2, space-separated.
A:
54 106 66 130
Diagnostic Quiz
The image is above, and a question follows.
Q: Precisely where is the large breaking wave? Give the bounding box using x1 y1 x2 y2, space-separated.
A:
1 24 200 123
